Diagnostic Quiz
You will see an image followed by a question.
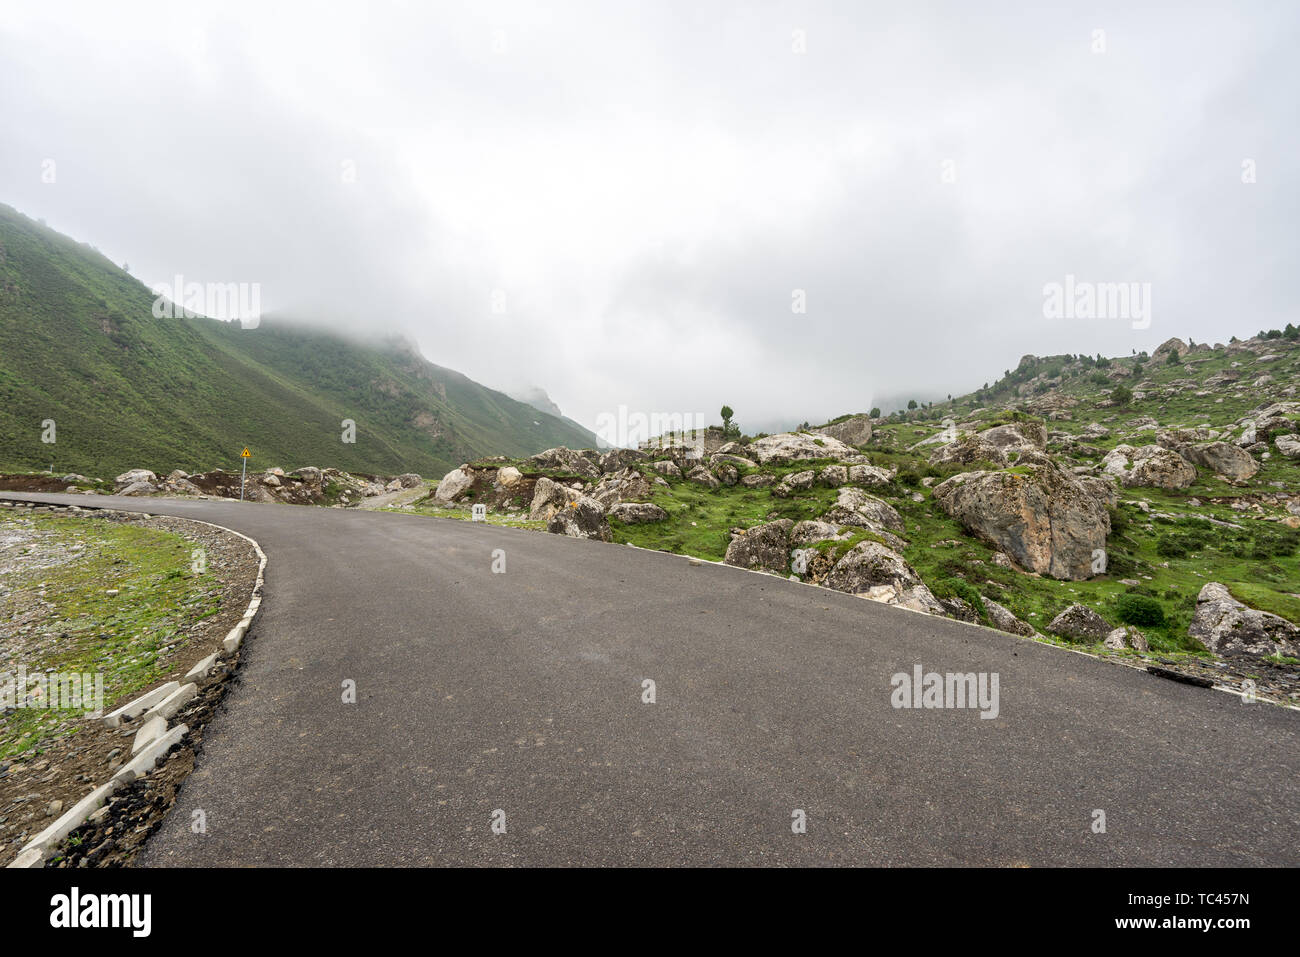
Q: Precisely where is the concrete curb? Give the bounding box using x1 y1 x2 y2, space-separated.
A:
1 498 269 867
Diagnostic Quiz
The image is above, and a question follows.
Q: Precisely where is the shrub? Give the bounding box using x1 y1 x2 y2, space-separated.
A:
1116 593 1165 627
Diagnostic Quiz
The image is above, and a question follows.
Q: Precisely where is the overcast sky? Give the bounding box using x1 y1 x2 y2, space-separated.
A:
2 1 1296 434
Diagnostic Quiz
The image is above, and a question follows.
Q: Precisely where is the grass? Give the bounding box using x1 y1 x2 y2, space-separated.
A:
0 514 220 759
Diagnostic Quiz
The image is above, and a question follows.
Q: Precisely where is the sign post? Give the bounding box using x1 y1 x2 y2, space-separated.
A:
240 447 251 501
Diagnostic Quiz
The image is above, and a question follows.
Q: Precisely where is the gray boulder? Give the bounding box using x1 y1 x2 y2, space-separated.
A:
607 502 668 524
812 414 873 447
1047 604 1113 642
686 465 720 489
529 476 582 520
546 496 612 541
1104 626 1149 653
984 598 1037 637
530 447 601 480
590 468 653 508
747 432 858 465
1101 444 1196 490
822 487 904 534
1188 582 1300 658
114 469 157 489
1173 442 1258 484
434 467 474 503
932 462 1110 581
724 520 794 574
1275 434 1300 459
598 448 648 473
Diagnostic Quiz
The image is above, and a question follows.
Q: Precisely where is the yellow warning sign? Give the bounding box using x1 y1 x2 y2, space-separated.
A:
241 448 251 458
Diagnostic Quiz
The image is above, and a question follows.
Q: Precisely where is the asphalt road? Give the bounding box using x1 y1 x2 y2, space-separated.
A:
5 491 1298 866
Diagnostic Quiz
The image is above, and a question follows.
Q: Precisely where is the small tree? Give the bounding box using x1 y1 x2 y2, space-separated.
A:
869 407 881 418
720 405 736 437
1112 384 1133 406
907 399 918 410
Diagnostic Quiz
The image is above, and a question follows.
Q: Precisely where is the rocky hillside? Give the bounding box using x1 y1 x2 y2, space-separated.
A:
0 203 598 477
428 331 1300 703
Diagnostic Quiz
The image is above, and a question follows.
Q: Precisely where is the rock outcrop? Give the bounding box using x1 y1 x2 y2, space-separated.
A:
747 432 857 465
812 413 873 447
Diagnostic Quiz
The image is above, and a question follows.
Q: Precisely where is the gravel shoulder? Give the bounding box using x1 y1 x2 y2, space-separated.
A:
0 502 258 866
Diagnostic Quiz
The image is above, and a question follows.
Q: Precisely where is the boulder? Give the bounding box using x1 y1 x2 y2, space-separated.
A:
530 447 601 480
747 432 858 465
1275 434 1300 459
1047 604 1113 642
812 414 873 447
740 472 776 488
650 459 683 479
1151 337 1189 362
979 422 1047 453
932 462 1110 580
396 472 422 488
1104 626 1149 653
822 487 905 535
822 542 939 614
713 463 740 486
528 476 582 520
787 469 816 491
723 520 794 574
1188 582 1300 658
598 448 648 473
291 467 323 486
607 502 668 524
685 465 720 489
433 467 474 503
118 481 156 497
590 468 654 508
823 540 919 592
847 463 894 486
928 435 1009 467
938 595 979 623
1079 422 1110 440
817 464 848 487
114 469 157 489
546 496 612 541
983 598 1037 637
1102 444 1196 489
1170 442 1258 484
496 466 523 487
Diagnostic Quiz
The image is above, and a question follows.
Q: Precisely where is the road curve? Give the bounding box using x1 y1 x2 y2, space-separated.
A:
4 491 1297 866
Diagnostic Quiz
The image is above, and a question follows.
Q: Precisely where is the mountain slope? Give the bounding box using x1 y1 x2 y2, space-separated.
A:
0 204 598 477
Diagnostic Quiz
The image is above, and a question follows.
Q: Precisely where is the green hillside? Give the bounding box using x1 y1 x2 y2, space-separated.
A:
0 204 597 478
